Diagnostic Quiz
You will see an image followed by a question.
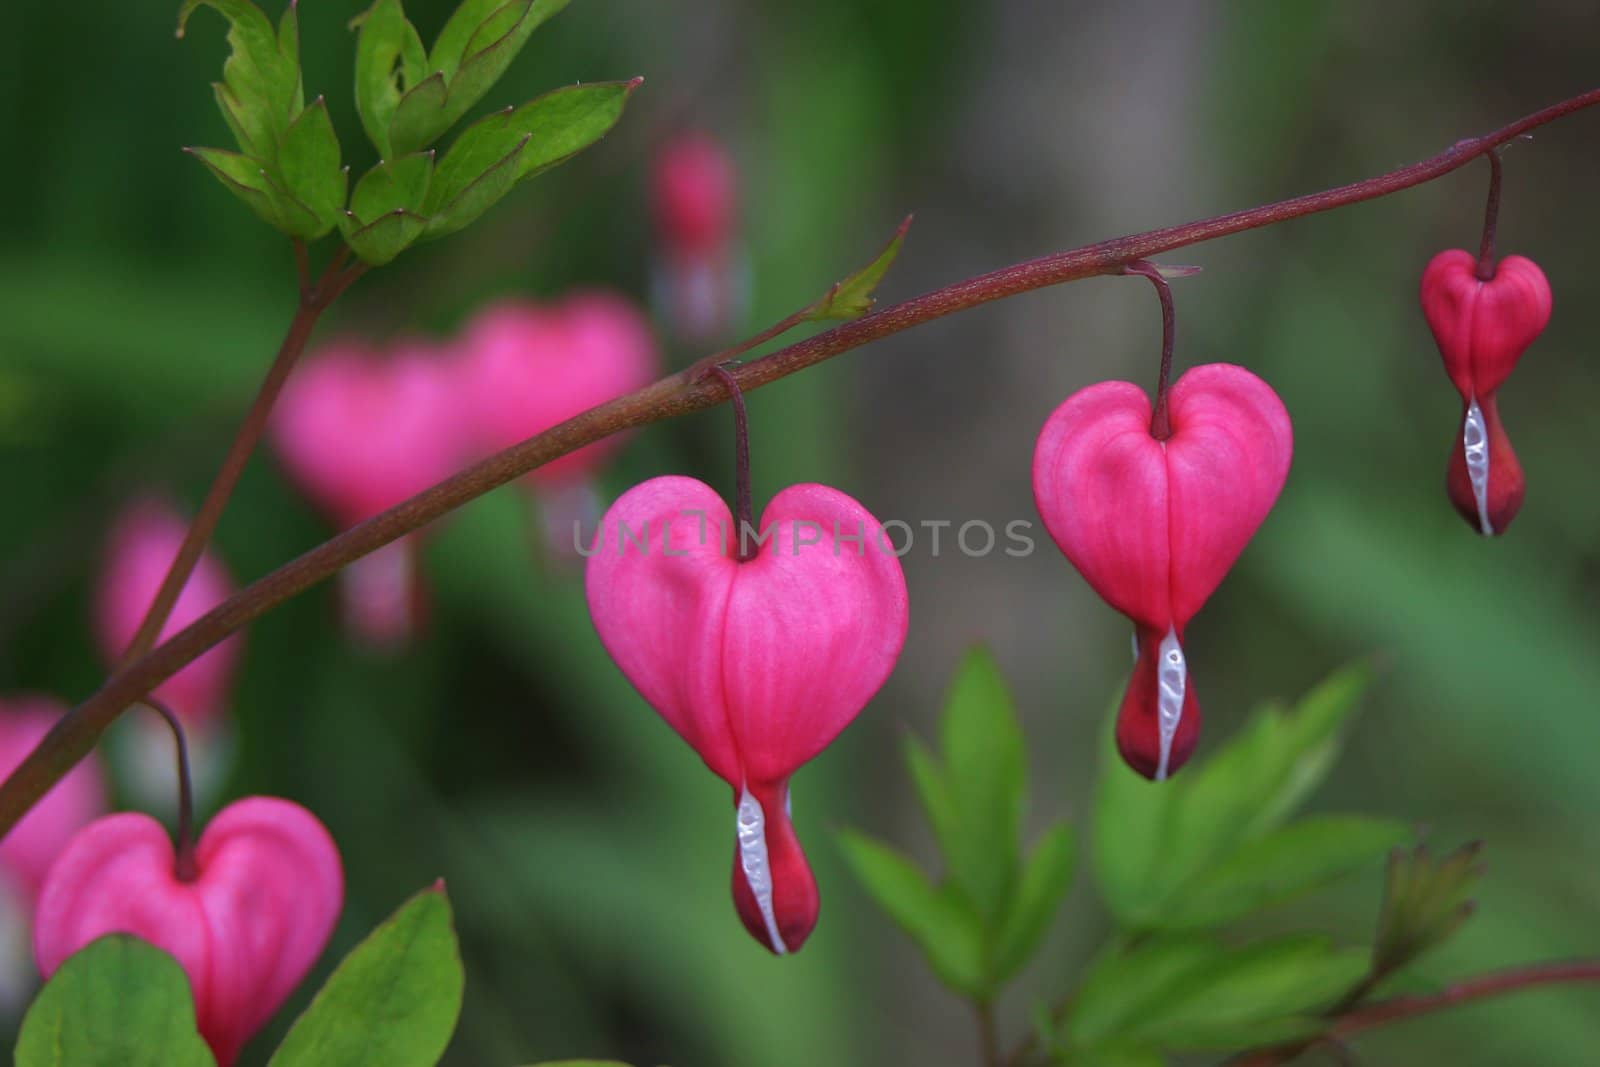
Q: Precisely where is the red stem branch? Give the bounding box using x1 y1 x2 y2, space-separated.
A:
1 87 1597 837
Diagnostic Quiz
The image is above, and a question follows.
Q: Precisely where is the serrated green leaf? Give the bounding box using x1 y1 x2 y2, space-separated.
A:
435 0 570 133
16 935 216 1067
343 210 430 266
349 152 434 226
423 132 529 238
179 0 301 161
904 735 960 872
1156 816 1410 930
992 822 1076 981
277 1 303 113
431 0 566 82
278 98 345 234
806 215 911 321
934 646 1027 922
353 0 429 158
269 885 464 1067
186 146 321 237
837 830 988 998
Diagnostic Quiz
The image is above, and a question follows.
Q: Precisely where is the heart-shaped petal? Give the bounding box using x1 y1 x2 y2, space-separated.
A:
1032 363 1292 631
1421 249 1552 400
585 476 908 786
34 797 342 1066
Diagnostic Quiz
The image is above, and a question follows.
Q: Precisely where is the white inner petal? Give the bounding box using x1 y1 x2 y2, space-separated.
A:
1155 627 1188 782
1463 398 1494 536
736 787 788 955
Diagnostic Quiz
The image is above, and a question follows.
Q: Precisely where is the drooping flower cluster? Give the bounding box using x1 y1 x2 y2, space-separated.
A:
273 290 659 645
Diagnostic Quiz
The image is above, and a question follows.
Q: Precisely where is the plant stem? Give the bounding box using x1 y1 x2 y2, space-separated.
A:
115 247 364 667
706 363 755 560
1476 148 1505 280
2 87 1598 839
975 1002 1000 1067
138 699 197 882
1121 261 1178 439
1231 959 1600 1066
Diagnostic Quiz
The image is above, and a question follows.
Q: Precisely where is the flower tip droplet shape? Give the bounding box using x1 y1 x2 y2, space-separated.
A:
1033 363 1292 780
1420 249 1551 535
34 797 343 1066
585 476 907 953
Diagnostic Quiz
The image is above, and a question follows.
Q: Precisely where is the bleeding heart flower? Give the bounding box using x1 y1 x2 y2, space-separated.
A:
0 698 107 907
460 291 659 487
650 131 746 341
95 500 241 727
272 340 466 645
585 476 908 953
34 796 343 1066
1033 363 1292 780
1420 249 1551 535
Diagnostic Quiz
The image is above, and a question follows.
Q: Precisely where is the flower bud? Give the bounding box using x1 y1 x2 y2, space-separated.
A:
586 477 907 952
1420 249 1551 535
33 797 343 1066
1033 364 1292 779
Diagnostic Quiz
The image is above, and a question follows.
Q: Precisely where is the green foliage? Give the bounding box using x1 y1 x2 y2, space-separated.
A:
805 215 912 321
185 0 635 260
269 884 465 1067
1093 661 1401 931
16 935 216 1067
1372 842 1484 979
840 648 1076 1000
1062 933 1366 1063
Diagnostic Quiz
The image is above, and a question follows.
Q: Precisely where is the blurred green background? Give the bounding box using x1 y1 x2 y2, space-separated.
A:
3 1 1599 1064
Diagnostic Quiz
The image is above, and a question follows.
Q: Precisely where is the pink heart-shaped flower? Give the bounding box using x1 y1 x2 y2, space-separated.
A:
1420 250 1550 536
585 476 908 952
460 293 659 486
34 797 343 1066
1033 363 1292 778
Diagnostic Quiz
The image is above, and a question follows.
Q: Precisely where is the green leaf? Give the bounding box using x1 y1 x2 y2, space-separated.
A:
1070 934 1363 1054
1373 841 1484 976
352 0 428 158
1157 816 1411 930
805 214 911 321
349 152 435 225
344 210 430 266
269 884 465 1067
1092 661 1376 929
837 830 988 998
16 934 216 1067
278 98 345 235
388 73 451 157
179 0 302 161
992 821 1076 981
930 647 1027 922
185 146 321 237
423 132 530 239
434 0 571 133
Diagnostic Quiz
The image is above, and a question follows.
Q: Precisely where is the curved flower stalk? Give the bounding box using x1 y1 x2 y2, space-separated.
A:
586 476 908 952
1033 364 1292 779
1420 249 1551 535
460 292 660 551
651 131 747 341
272 340 467 646
33 796 343 1066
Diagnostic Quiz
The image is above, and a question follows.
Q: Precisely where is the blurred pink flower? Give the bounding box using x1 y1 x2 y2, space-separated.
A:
0 697 107 908
272 340 466 646
460 291 659 486
34 796 343 1066
650 132 746 341
95 500 241 726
